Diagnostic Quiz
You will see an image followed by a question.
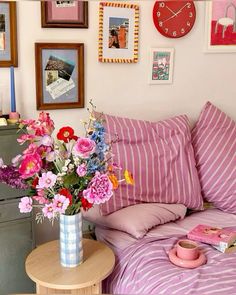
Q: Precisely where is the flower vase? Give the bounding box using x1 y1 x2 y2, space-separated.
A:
59 212 83 267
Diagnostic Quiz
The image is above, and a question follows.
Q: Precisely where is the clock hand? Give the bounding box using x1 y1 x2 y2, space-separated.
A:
162 14 177 23
175 3 189 16
166 5 177 17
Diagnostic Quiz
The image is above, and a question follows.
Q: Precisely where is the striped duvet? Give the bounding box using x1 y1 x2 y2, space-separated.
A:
101 209 236 295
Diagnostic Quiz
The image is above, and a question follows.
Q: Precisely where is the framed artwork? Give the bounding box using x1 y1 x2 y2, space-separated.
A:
98 2 139 63
0 2 17 67
35 43 84 110
205 1 236 52
149 48 174 85
41 1 88 28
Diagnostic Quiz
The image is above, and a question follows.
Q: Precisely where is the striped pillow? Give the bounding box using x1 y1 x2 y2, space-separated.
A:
191 102 236 213
100 113 203 215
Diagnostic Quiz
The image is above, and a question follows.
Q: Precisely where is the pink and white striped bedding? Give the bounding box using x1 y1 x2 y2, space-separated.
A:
97 209 236 295
100 113 203 215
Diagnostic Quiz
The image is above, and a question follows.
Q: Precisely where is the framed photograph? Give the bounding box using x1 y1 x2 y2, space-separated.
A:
149 48 174 85
98 2 139 63
205 1 236 52
41 1 88 28
35 43 84 110
0 2 17 67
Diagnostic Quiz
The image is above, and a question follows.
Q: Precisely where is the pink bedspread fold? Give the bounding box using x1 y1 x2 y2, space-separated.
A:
98 209 236 295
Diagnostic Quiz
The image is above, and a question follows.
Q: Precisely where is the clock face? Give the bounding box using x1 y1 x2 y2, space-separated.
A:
153 1 196 38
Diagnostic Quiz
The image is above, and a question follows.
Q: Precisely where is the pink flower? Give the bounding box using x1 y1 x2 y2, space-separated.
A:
83 172 113 204
33 189 48 205
17 134 36 145
76 163 87 177
19 153 42 179
23 143 38 155
33 195 48 205
73 138 96 158
11 154 22 167
46 151 56 162
37 171 57 189
40 135 54 147
52 194 70 214
42 203 55 219
18 197 33 213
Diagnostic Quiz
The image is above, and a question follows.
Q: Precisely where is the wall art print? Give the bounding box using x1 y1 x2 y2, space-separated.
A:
41 1 88 28
35 43 84 110
98 2 139 63
149 48 174 84
0 2 17 67
206 0 236 52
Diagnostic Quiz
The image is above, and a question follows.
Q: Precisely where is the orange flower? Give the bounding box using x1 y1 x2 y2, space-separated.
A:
124 170 134 185
109 174 119 190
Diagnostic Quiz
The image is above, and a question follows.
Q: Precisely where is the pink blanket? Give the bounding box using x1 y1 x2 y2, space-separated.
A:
99 209 236 295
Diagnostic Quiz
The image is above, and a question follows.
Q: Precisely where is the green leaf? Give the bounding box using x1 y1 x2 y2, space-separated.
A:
63 173 80 188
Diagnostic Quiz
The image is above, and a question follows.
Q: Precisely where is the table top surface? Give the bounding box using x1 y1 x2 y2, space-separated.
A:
25 239 115 290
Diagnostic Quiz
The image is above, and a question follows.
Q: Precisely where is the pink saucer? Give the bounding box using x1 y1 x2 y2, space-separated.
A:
168 248 207 269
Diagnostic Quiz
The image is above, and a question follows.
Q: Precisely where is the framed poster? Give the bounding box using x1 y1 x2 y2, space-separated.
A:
205 1 236 52
149 48 174 84
35 43 84 110
0 2 17 67
98 2 139 63
41 1 88 28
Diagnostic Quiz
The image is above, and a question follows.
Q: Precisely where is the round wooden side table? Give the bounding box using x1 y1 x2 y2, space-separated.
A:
25 239 115 294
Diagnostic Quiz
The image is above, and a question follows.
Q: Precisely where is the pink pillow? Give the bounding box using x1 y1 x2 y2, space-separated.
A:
83 203 187 239
191 102 236 213
99 113 203 215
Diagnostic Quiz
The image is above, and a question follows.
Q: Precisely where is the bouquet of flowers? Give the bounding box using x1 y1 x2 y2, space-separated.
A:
0 104 134 222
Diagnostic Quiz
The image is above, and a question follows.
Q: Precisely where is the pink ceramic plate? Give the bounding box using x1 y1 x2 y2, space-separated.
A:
168 248 207 269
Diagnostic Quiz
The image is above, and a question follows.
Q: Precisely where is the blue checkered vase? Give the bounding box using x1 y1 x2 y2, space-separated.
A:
59 212 83 267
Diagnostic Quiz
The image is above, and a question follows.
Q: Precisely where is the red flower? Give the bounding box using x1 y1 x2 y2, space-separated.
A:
59 188 73 205
81 197 93 211
31 177 39 189
57 127 77 143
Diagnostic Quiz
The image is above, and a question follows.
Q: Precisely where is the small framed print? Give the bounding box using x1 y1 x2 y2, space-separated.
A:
35 43 84 110
205 1 236 52
98 2 139 63
149 48 174 84
41 1 88 28
0 2 17 67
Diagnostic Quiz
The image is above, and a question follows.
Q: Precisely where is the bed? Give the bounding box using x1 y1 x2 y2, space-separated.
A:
83 101 236 295
95 208 236 295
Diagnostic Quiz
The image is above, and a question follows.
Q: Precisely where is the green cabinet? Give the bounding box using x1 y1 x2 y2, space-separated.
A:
0 125 35 295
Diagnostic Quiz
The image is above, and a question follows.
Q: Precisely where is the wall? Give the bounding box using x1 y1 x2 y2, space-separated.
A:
0 1 235 244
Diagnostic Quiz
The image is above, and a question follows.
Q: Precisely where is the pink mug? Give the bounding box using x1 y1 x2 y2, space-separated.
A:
176 239 199 260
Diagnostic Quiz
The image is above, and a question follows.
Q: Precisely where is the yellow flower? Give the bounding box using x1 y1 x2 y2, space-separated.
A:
109 174 119 190
124 170 134 185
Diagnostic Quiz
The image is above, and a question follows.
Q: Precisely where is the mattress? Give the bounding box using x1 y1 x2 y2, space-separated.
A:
95 208 236 295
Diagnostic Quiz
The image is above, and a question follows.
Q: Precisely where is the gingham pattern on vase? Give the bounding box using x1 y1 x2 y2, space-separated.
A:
99 113 203 215
60 212 83 267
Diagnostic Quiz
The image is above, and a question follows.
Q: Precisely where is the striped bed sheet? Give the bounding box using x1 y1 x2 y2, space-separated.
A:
96 209 236 295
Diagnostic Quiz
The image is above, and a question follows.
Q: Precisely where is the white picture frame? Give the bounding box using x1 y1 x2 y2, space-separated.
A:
205 1 236 53
149 48 174 85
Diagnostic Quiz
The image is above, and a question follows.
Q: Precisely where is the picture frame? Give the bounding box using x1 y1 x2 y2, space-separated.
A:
205 1 236 53
41 1 88 28
149 48 174 85
98 2 139 63
0 2 18 67
35 43 84 110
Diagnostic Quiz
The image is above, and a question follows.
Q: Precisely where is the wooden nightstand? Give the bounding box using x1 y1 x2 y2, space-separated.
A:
25 239 115 294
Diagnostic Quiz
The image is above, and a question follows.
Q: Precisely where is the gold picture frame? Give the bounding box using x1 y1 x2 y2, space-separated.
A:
98 2 139 63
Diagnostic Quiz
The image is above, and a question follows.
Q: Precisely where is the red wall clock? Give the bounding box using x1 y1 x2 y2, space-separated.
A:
153 1 196 38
